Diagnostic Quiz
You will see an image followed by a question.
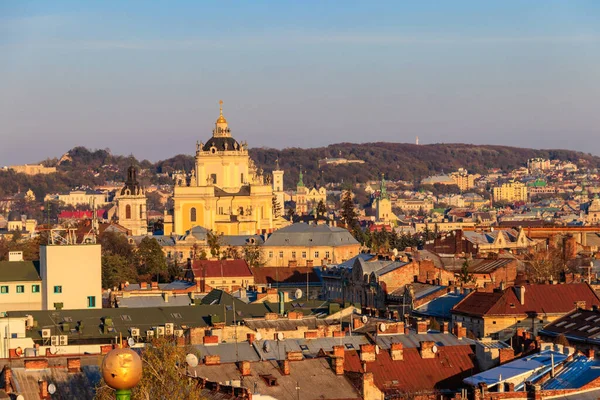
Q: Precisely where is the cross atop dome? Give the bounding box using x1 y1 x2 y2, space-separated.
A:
213 99 230 137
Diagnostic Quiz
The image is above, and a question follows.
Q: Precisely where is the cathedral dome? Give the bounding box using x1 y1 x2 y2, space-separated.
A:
8 210 21 222
202 137 240 152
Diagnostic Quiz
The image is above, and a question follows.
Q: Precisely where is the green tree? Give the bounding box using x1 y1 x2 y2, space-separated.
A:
137 237 167 281
207 231 223 259
243 242 265 267
340 190 358 229
102 254 137 289
272 195 282 217
316 199 327 217
94 338 204 400
459 258 474 284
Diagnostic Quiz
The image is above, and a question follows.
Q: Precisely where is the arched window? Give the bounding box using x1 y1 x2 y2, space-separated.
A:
125 205 131 219
190 207 197 222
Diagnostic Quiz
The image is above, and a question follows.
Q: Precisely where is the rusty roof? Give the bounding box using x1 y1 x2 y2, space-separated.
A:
191 259 253 278
452 283 600 317
344 346 478 394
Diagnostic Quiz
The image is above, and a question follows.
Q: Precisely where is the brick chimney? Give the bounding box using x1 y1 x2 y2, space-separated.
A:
353 316 365 330
247 333 255 345
140 282 147 290
238 360 251 376
39 380 49 399
288 311 303 320
204 355 221 365
586 348 595 359
332 345 345 375
287 351 303 361
2 366 12 394
452 322 466 339
360 344 376 362
441 321 449 334
498 348 515 364
151 281 159 290
415 319 428 334
67 358 81 373
419 341 437 359
203 335 219 345
390 343 404 361
280 360 290 375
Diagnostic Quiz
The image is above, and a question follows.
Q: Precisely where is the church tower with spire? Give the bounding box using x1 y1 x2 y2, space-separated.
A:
116 164 148 236
376 174 397 223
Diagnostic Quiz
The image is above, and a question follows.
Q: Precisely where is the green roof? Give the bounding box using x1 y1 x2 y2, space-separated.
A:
0 261 41 282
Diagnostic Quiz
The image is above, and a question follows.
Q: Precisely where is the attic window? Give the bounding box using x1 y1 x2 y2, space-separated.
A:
63 317 73 323
299 345 309 351
510 303 515 308
578 325 591 331
345 343 354 349
564 323 576 329
589 327 600 333
226 305 233 311
555 321 567 327
261 375 278 387
571 313 582 319
121 315 132 321
171 313 183 319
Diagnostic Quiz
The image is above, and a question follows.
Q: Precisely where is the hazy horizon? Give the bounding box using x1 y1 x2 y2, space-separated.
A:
2 1 600 165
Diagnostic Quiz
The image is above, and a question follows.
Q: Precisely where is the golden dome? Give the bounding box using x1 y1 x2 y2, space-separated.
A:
216 100 227 124
101 347 143 390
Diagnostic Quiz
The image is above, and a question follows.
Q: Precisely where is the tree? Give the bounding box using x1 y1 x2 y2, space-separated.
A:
94 338 204 400
243 242 265 267
206 231 223 259
272 195 282 217
316 199 327 217
459 258 474 284
102 254 137 289
555 333 570 347
137 237 167 281
525 246 565 283
340 190 358 229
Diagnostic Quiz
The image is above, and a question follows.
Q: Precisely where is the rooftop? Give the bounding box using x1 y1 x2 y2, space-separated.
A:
0 260 41 282
264 223 359 247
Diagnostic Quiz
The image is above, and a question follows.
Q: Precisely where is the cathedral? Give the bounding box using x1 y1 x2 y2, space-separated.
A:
115 165 148 236
166 101 286 235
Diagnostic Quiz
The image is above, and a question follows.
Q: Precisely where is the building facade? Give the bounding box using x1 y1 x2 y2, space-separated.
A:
169 101 285 235
294 171 326 215
493 181 528 203
115 165 148 236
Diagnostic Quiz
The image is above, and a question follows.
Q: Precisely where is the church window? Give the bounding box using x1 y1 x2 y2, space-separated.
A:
191 207 197 222
125 205 131 219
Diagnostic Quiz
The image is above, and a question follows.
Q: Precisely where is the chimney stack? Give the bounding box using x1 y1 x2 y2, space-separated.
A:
516 286 525 305
453 322 467 339
360 344 377 362
390 343 404 361
332 345 345 375
419 341 437 359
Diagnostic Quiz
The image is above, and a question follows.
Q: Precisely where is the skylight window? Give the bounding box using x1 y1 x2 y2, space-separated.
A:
564 323 576 329
578 325 591 331
571 313 582 319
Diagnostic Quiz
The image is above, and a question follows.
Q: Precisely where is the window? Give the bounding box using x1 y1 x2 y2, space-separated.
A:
232 280 236 283
241 173 244 184
190 207 197 222
211 173 217 185
314 251 319 258
54 286 62 294
140 205 143 219
218 207 224 215
279 251 284 258
16 285 24 293
125 204 131 219
0 286 8 294
32 284 40 293
325 251 330 259
87 296 96 308
302 251 307 259
291 251 296 259
268 251 273 258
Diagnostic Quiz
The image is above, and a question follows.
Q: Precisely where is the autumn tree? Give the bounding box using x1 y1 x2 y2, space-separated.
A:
525 246 565 283
137 237 167 282
94 338 204 400
555 333 570 347
243 242 265 267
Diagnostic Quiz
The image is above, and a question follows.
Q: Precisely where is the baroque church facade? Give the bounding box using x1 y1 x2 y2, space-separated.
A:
115 165 148 236
167 101 286 235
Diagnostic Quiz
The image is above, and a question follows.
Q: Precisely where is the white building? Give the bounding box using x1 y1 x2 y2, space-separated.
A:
0 251 43 313
40 243 102 311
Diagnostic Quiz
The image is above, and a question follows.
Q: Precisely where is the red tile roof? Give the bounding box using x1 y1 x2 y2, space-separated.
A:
250 267 320 285
344 346 477 394
191 259 253 279
452 283 600 317
59 210 106 219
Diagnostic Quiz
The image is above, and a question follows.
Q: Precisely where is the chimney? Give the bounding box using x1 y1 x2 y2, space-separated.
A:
67 358 81 373
140 282 147 290
390 343 403 361
247 333 255 345
39 380 49 399
441 321 449 334
453 322 466 339
498 348 515 364
360 344 376 362
587 348 595 359
332 345 345 375
415 319 428 334
2 366 12 394
419 341 437 359
163 292 169 303
151 281 158 290
516 286 525 305
238 360 251 376
306 260 314 268
204 355 221 365
575 301 587 310
280 360 290 375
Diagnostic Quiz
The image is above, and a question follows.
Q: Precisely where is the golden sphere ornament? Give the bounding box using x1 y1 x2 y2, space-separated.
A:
101 348 143 390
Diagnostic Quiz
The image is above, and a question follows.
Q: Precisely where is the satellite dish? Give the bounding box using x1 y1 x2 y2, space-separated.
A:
127 337 135 348
48 383 57 395
15 347 23 356
16 395 25 400
295 289 303 299
379 323 386 332
185 353 199 368
49 345 57 355
432 345 438 354
375 345 380 355
361 315 368 324
277 332 284 341
255 332 263 341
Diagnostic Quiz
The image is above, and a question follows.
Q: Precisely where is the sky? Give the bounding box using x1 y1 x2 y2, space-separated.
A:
1 1 600 165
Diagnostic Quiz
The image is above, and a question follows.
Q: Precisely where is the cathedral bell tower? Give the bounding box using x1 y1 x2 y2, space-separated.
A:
116 165 148 236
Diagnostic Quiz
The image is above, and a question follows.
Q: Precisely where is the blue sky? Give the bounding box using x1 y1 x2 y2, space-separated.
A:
2 1 600 164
